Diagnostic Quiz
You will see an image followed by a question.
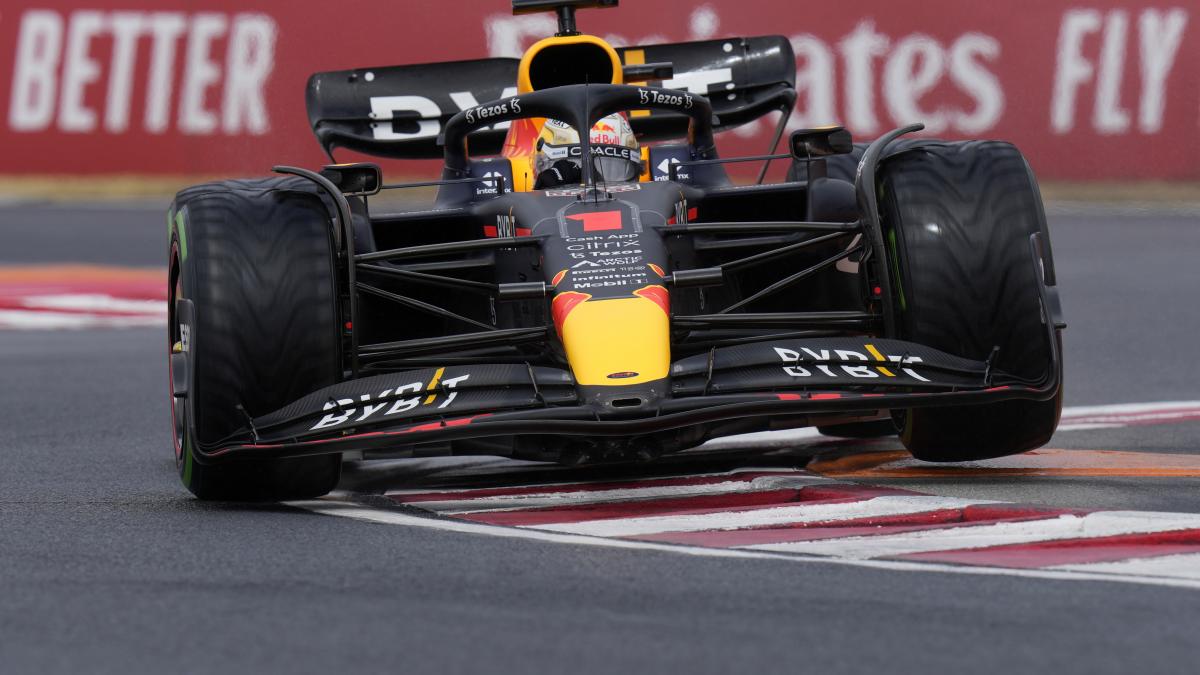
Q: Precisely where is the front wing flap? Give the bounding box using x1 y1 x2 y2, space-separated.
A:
198 336 1053 462
671 337 993 397
250 364 577 440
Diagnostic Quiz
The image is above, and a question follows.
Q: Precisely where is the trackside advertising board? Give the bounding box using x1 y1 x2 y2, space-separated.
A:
0 1 1197 179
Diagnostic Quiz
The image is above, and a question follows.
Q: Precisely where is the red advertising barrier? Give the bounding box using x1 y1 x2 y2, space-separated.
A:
0 0 1196 180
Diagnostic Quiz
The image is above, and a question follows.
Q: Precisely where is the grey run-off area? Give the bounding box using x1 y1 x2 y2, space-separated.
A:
2 201 1199 674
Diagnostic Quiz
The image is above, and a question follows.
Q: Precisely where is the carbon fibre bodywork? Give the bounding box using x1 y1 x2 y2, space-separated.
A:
176 4 1064 468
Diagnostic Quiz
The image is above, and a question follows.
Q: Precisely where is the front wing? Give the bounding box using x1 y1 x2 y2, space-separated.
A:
195 335 1060 463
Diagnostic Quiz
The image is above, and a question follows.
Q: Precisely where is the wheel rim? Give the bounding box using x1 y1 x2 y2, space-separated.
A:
168 253 186 466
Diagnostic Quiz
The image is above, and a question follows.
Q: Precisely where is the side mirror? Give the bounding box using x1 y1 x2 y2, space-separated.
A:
789 126 853 160
321 163 382 196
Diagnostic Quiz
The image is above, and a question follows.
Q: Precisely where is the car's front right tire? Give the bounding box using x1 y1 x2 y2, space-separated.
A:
878 141 1063 462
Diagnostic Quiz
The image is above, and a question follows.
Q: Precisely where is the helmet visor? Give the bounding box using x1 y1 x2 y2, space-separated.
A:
537 142 641 185
593 155 640 182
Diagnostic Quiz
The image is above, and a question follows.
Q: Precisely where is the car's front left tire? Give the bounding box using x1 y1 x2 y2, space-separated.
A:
169 178 343 500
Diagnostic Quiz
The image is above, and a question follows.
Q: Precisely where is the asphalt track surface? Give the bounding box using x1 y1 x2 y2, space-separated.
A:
3 201 1200 674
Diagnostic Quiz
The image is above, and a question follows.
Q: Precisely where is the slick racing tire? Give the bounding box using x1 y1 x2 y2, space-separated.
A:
168 178 343 500
878 141 1062 462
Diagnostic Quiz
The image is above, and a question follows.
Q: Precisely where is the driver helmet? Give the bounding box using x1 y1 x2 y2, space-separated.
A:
534 113 642 189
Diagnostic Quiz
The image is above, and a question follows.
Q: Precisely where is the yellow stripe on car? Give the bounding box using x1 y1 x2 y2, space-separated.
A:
423 367 445 404
864 343 897 377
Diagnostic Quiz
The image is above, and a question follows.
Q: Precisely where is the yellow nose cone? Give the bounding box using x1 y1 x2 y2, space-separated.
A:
560 295 669 386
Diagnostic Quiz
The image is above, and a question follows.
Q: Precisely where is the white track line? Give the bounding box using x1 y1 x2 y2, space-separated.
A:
1051 553 1200 580
1056 423 1125 431
534 495 990 537
382 466 809 497
16 293 166 313
287 500 1200 590
688 402 1200 449
746 511 1200 558
695 427 824 450
412 475 823 513
1060 401 1200 418
0 309 164 329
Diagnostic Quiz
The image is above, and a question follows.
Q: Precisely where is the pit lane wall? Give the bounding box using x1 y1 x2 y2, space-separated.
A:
0 1 1196 180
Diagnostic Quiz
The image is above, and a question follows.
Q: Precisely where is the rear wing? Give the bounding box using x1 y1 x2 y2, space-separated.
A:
306 36 796 160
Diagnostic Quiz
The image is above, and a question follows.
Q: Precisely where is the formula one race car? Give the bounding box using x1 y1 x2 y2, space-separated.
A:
167 0 1064 499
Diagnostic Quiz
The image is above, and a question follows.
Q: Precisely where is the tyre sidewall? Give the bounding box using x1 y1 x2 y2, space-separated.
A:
879 141 1062 460
167 181 343 499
